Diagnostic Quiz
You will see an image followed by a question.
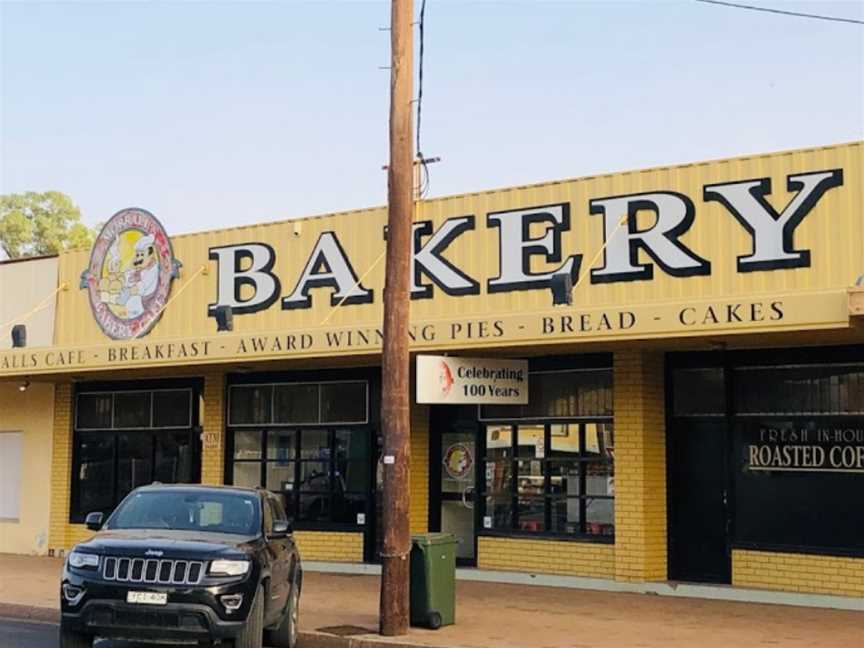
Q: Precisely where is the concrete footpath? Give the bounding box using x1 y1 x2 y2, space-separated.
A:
1 554 862 648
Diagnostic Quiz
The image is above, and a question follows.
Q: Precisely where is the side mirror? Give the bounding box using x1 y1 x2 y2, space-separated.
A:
85 512 104 531
270 520 292 539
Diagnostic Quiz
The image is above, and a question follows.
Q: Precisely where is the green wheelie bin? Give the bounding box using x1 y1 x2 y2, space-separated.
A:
409 533 457 629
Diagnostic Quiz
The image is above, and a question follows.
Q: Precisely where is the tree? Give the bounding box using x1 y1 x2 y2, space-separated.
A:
0 191 95 259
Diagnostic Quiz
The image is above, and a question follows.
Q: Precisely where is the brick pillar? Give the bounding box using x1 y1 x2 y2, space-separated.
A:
613 350 667 582
49 382 73 550
201 371 225 485
409 401 430 534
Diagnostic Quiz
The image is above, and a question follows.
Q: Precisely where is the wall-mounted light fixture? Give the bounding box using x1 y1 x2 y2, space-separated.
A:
11 324 27 348
550 273 573 307
214 305 233 332
18 380 30 392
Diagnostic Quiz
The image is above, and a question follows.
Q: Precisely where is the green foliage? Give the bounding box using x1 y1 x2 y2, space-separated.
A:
0 191 96 259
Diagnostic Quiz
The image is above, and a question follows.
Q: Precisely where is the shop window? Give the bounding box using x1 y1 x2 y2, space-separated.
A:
672 368 725 417
229 385 273 425
71 386 198 523
481 422 614 539
480 369 612 420
227 426 371 527
735 364 864 415
76 393 112 429
75 389 192 430
229 381 368 426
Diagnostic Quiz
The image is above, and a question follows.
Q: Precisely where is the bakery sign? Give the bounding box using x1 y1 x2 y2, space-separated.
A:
416 355 528 404
79 208 181 340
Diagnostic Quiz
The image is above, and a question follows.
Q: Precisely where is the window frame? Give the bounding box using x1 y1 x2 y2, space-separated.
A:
478 419 615 543
75 388 194 431
69 382 201 524
478 368 613 422
226 425 373 532
668 347 864 560
227 380 370 427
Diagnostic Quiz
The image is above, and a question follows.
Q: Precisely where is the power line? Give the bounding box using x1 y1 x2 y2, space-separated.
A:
694 0 864 25
416 0 430 197
416 0 427 157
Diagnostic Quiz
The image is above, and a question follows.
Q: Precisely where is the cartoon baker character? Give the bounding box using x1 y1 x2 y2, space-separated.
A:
123 234 160 318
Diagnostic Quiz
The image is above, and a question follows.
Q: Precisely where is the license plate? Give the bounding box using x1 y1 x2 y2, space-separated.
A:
127 591 167 605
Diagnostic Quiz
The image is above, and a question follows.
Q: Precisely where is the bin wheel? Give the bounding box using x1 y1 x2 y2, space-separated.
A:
427 611 442 630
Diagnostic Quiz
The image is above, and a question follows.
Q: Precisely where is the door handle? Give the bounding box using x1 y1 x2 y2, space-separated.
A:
462 485 475 510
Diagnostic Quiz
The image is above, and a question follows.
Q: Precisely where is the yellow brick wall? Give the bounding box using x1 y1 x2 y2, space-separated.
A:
293 531 364 562
733 550 864 598
478 537 615 578
410 402 430 534
613 351 667 582
201 371 225 485
49 382 75 550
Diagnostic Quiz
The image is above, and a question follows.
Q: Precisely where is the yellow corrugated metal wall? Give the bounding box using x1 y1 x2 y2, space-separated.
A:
51 142 861 348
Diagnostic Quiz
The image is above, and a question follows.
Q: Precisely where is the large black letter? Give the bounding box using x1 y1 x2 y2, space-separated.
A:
704 169 843 272
486 203 581 293
282 232 373 310
589 192 710 283
410 216 479 299
208 243 281 315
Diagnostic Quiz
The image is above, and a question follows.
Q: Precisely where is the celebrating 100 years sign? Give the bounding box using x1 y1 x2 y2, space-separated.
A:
416 355 529 405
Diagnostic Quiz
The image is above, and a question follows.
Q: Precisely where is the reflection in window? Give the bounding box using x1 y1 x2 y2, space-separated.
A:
117 433 153 499
480 422 614 538
672 368 725 417
77 433 115 515
229 385 273 425
77 394 113 429
735 364 864 415
481 369 612 420
229 381 369 425
228 426 370 527
72 386 198 523
274 385 318 424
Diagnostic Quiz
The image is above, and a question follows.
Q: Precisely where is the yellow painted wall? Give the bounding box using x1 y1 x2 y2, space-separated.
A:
293 531 364 562
478 537 615 578
48 382 77 551
613 351 667 582
0 256 58 349
410 401 430 535
733 550 864 598
47 142 862 350
201 371 225 485
0 383 55 554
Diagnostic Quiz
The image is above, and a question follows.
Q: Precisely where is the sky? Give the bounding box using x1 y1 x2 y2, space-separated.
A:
1 0 862 235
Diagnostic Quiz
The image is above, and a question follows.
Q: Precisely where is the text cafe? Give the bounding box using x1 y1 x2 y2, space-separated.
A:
1 141 863 601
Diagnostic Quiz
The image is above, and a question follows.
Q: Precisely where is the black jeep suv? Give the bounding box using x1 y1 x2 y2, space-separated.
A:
60 484 302 648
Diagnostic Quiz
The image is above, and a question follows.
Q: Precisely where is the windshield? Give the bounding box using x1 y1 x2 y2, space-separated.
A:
107 490 261 536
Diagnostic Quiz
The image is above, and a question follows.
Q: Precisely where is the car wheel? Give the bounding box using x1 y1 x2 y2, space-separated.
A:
233 584 264 648
266 572 300 648
59 627 92 648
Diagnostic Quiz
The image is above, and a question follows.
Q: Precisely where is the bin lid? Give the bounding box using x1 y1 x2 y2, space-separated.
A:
411 532 458 546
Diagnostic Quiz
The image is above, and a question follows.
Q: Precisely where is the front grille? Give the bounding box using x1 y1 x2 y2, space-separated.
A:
102 557 205 586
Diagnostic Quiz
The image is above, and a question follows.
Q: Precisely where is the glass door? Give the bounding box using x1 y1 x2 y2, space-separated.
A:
439 428 477 565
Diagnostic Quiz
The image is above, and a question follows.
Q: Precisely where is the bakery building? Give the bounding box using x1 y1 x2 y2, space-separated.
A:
1 141 863 600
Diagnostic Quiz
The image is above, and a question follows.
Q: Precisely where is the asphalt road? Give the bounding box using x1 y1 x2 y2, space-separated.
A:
0 618 200 648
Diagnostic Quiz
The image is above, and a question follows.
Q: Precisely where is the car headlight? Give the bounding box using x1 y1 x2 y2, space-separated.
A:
209 559 251 576
68 552 100 569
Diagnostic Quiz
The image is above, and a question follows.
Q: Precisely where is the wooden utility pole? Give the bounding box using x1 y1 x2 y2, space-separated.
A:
379 0 413 637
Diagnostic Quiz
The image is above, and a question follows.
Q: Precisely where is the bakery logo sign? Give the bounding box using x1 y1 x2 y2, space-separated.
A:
80 208 181 340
